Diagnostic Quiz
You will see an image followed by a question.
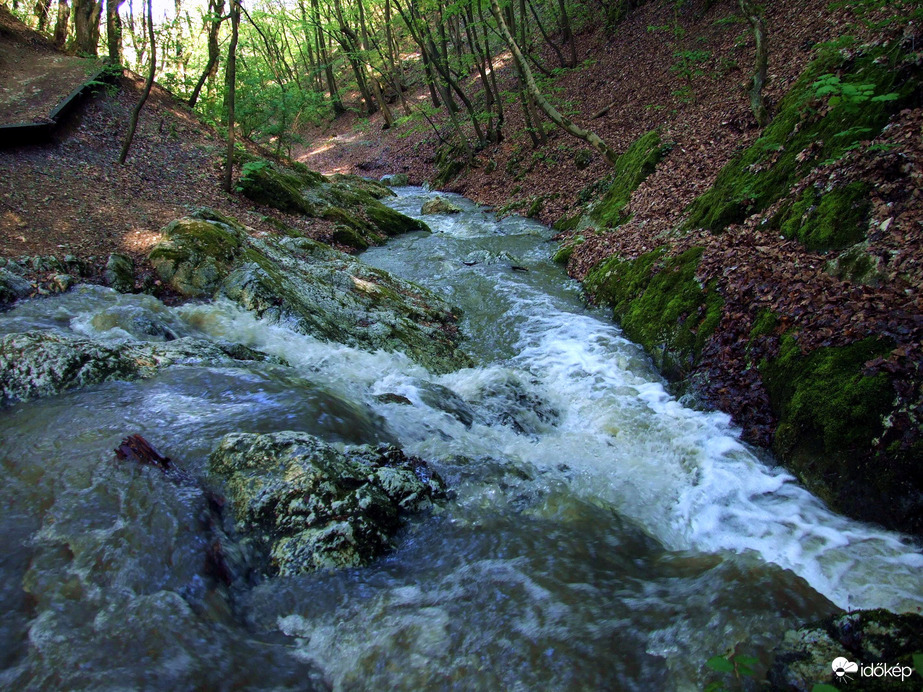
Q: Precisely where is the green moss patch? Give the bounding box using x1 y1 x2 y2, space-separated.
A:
684 38 921 233
590 130 672 228
585 246 723 379
760 334 895 503
775 181 871 251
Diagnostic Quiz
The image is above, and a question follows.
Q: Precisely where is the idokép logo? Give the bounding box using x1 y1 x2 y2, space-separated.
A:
831 656 915 683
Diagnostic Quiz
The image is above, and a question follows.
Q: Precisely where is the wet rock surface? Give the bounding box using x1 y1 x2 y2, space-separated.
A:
0 329 272 404
767 609 923 691
421 196 463 215
208 431 447 576
149 208 470 373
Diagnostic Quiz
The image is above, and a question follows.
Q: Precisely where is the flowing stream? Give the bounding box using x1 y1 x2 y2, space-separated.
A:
1 187 921 690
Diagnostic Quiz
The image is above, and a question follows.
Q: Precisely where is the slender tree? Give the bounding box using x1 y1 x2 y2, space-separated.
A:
106 0 124 62
53 0 69 48
224 0 241 192
490 0 619 165
740 0 769 127
118 0 156 163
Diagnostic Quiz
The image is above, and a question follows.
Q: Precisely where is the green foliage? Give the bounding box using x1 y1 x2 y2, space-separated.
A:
590 130 673 228
671 49 711 83
683 37 921 232
704 651 760 691
585 247 724 380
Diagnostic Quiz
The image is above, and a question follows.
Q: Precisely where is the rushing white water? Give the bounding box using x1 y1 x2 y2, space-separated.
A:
1 186 920 690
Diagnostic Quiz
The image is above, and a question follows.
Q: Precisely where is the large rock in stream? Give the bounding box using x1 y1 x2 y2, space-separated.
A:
236 160 428 249
149 208 471 373
208 431 446 576
0 330 271 404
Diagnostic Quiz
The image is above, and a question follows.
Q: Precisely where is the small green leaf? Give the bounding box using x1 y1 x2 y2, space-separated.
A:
812 684 840 692
706 656 735 673
871 92 899 102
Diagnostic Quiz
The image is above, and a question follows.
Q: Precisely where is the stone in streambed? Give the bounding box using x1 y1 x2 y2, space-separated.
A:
421 197 462 215
207 431 446 575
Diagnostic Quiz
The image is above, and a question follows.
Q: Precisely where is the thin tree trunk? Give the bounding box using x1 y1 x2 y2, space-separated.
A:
118 0 155 164
557 0 577 67
491 0 619 165
740 0 769 127
188 0 224 107
53 0 69 48
223 0 240 192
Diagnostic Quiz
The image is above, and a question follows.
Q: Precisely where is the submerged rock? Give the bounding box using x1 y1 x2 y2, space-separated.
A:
149 209 470 373
421 196 462 215
767 609 923 691
0 330 272 405
208 431 447 576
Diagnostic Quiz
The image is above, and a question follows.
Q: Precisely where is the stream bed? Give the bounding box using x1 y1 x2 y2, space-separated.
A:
0 187 921 690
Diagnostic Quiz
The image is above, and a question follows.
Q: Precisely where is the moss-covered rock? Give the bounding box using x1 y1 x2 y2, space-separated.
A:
684 37 921 233
759 335 906 522
207 431 447 576
149 210 246 297
552 235 584 264
775 181 871 251
421 196 462 215
237 159 424 246
433 144 466 188
104 253 135 294
0 330 271 405
590 130 672 228
380 173 409 187
767 609 923 691
826 241 887 286
584 247 724 380
219 234 471 373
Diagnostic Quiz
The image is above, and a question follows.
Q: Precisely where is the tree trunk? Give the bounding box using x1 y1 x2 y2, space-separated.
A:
557 0 577 67
490 0 619 165
118 0 155 163
106 0 124 62
223 0 240 192
53 0 69 48
35 0 53 32
740 0 769 127
187 0 223 107
73 0 103 55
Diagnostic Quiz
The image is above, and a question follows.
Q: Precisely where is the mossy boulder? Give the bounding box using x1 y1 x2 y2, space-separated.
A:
236 159 425 247
590 129 672 229
0 330 271 405
757 335 922 528
149 210 247 297
104 253 135 294
207 431 447 576
219 234 471 373
584 247 724 380
684 37 922 233
380 173 410 187
767 609 923 691
421 197 463 215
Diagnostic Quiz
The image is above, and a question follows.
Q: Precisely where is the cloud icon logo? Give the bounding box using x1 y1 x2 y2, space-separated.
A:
832 657 859 678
